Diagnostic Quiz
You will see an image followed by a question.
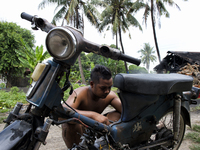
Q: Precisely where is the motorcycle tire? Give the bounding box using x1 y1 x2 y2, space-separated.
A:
153 110 186 150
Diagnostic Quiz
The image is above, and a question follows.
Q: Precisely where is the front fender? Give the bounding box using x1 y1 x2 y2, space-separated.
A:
0 120 32 150
181 100 191 127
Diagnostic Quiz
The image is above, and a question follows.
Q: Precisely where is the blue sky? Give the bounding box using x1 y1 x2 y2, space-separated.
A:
0 0 199 70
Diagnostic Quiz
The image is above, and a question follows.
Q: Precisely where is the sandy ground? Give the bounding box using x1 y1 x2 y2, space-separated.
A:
0 107 200 150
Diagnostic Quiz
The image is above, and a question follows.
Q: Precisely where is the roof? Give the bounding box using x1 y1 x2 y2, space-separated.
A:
154 51 200 73
167 51 200 64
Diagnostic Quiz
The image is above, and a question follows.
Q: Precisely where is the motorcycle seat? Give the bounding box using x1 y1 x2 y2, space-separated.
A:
113 73 193 95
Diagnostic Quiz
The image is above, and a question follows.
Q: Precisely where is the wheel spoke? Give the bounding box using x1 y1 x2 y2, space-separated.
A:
150 110 185 150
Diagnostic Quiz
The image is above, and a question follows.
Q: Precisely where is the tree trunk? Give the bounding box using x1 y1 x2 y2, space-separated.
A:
116 31 118 49
146 62 150 73
151 0 161 63
78 55 86 84
118 27 128 73
76 7 86 84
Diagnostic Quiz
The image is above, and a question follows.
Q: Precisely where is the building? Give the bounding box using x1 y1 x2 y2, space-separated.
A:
154 51 200 73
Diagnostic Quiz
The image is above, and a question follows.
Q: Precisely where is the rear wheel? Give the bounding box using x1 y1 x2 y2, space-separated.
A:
151 110 185 150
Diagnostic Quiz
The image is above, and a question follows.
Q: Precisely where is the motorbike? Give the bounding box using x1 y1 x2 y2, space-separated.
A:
0 12 199 150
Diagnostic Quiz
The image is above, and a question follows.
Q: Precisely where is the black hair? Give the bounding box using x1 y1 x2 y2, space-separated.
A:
90 65 112 84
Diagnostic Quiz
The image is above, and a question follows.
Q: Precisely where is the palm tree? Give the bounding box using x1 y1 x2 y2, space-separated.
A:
138 43 156 72
137 0 182 63
38 0 100 84
96 0 142 73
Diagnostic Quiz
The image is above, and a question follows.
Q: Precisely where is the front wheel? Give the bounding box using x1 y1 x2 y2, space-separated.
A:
153 110 186 150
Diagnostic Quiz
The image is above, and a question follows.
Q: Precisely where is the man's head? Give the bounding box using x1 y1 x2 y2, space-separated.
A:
91 65 112 84
90 65 112 99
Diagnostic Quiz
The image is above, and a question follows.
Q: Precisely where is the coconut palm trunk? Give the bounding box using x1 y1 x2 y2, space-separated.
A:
116 31 118 49
151 0 161 63
75 7 86 84
118 27 128 73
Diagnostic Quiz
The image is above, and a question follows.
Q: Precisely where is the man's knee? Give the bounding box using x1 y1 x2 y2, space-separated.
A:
106 111 121 122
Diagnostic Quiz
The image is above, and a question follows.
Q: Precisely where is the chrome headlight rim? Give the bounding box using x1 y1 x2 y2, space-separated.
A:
45 27 77 60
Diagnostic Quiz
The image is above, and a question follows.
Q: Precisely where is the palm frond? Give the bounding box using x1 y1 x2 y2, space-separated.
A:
82 2 100 27
65 0 78 22
52 6 68 23
143 3 150 26
127 13 142 31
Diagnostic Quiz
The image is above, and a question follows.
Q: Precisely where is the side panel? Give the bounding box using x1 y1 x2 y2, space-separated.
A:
110 95 173 147
118 90 159 122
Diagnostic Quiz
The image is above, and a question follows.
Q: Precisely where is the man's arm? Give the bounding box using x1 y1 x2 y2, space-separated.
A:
109 91 122 113
75 109 110 125
63 89 110 125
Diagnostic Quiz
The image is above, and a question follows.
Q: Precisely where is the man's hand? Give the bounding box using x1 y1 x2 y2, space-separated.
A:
91 112 110 125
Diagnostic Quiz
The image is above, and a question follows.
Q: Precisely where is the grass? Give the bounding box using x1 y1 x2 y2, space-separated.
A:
188 104 200 149
191 104 200 111
0 87 28 124
185 124 200 149
0 116 7 124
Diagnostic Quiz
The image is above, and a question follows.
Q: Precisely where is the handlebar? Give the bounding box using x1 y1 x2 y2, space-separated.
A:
99 46 141 66
21 12 33 22
119 53 140 66
21 12 55 32
21 12 141 66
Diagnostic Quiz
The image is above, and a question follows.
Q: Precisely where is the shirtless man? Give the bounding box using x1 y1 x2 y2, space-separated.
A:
62 65 121 148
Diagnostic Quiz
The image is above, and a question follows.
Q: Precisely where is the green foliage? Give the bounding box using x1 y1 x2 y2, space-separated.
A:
98 0 142 35
71 52 91 83
16 41 51 73
39 0 100 28
141 0 180 27
138 43 157 72
111 87 118 93
0 83 5 88
0 21 35 78
88 53 126 77
0 87 27 110
129 64 148 74
87 45 126 78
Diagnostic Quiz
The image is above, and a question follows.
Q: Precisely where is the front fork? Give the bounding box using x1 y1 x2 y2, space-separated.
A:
4 102 54 150
33 118 53 150
173 94 181 141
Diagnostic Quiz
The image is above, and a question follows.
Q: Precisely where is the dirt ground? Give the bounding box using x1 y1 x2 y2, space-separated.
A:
0 107 200 150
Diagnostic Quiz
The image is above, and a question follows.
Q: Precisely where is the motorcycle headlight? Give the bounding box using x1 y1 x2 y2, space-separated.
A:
46 27 76 60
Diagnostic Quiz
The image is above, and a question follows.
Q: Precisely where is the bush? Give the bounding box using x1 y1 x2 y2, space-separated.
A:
0 87 27 111
0 83 5 88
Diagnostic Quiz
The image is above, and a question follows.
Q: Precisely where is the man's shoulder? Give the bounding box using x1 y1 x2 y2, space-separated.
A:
74 86 89 94
109 91 118 97
105 91 118 100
